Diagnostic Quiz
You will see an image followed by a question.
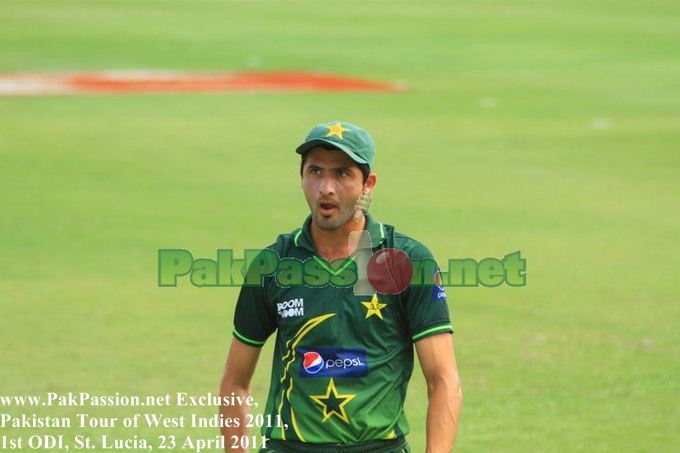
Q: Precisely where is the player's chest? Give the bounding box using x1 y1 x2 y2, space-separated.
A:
269 285 406 348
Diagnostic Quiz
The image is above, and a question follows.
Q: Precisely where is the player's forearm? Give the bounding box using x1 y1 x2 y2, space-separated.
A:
219 379 251 453
425 373 462 453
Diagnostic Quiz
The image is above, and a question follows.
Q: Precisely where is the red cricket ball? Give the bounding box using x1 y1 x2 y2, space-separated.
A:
367 248 413 295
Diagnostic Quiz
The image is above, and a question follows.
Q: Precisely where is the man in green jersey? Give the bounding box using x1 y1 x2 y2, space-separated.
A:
220 121 462 452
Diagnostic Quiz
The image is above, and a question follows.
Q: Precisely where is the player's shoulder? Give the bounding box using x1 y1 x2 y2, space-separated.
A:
259 226 303 257
390 226 437 260
242 229 300 276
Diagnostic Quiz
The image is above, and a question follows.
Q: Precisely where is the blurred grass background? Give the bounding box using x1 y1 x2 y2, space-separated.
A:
1 0 679 451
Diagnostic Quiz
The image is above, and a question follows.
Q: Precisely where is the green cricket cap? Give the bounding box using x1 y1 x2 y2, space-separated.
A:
295 121 376 169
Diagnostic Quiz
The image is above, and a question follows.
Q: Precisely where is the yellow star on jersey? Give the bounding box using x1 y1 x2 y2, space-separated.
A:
325 122 349 140
361 294 387 319
309 378 356 423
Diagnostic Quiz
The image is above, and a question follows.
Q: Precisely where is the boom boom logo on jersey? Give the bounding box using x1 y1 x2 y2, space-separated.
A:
298 348 368 377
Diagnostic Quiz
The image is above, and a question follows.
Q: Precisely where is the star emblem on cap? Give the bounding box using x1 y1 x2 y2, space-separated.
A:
361 294 387 319
325 122 349 140
309 378 356 423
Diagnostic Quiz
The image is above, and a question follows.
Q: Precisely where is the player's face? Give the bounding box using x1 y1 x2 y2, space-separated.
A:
301 148 365 231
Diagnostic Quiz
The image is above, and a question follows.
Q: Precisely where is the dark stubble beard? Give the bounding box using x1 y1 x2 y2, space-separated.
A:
313 204 354 231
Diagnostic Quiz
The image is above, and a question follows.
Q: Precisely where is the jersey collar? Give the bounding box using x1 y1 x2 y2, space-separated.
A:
293 212 387 253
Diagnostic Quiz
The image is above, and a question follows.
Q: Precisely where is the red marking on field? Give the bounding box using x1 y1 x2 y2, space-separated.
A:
0 71 406 96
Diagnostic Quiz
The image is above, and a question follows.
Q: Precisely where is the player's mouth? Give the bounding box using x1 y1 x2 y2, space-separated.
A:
318 201 338 216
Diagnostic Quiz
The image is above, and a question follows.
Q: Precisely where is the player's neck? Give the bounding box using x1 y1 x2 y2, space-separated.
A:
311 215 366 261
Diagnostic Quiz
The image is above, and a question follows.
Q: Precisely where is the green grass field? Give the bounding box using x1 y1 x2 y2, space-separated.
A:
1 1 679 451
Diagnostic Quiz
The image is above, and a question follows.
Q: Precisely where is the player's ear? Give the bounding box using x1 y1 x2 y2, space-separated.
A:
364 172 377 192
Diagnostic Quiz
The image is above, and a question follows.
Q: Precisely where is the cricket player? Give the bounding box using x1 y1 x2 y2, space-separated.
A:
220 121 462 452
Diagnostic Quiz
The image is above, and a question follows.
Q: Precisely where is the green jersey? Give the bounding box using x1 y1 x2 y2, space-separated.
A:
232 214 453 446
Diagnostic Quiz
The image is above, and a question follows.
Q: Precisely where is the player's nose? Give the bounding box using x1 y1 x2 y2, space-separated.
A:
318 176 336 195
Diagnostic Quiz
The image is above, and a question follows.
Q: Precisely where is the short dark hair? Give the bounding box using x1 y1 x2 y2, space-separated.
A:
299 145 370 183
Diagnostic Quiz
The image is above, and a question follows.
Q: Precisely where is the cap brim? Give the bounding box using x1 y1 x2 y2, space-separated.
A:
295 139 369 165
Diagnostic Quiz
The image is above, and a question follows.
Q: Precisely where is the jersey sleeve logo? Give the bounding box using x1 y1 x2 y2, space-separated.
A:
432 269 447 301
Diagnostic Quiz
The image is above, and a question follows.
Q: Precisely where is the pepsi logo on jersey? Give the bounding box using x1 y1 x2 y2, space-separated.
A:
432 269 447 301
298 348 368 377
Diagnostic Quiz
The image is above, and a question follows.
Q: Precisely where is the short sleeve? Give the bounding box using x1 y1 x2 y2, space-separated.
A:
232 259 277 347
402 243 453 343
